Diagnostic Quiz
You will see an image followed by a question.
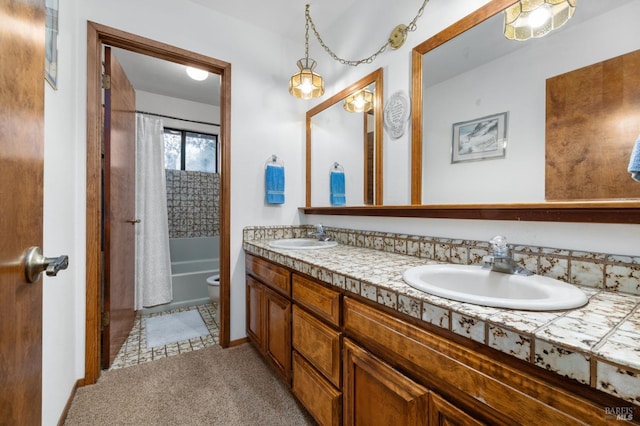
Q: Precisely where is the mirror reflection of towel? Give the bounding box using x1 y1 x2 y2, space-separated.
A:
330 170 346 206
628 137 640 182
265 164 285 204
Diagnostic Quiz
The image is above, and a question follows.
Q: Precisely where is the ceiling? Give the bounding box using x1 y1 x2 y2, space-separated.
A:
111 47 221 106
188 0 359 41
111 0 358 107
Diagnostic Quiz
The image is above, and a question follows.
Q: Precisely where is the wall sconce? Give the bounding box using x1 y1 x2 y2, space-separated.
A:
289 5 324 99
504 0 577 41
343 89 374 113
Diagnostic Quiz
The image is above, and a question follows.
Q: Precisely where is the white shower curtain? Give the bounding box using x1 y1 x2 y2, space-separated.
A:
135 114 172 310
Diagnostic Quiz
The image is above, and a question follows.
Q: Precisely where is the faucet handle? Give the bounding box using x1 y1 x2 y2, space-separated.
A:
489 235 508 248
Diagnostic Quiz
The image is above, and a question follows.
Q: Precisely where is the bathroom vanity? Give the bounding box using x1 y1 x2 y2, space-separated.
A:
244 227 640 425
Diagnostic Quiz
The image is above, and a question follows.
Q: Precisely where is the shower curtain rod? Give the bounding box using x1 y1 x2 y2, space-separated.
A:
136 110 220 127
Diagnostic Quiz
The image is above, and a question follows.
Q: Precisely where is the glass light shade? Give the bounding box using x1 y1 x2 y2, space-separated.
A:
343 89 374 113
504 0 576 41
186 66 208 81
289 58 324 99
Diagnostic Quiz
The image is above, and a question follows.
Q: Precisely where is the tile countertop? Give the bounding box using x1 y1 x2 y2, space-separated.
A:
243 239 640 407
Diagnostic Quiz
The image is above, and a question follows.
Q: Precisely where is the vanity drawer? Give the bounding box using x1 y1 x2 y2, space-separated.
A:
246 254 290 296
292 305 342 387
292 273 341 326
292 351 341 426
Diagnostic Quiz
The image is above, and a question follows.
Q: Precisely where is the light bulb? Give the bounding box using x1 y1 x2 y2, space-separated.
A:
528 6 552 28
186 66 208 81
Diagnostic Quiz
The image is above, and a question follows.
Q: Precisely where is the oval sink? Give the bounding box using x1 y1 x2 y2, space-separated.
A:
403 264 588 311
268 238 338 250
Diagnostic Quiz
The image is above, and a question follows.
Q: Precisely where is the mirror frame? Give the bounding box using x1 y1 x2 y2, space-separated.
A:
306 68 384 207
303 0 640 223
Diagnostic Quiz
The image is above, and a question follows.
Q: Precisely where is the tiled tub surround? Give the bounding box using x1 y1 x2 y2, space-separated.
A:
166 170 220 238
243 225 640 406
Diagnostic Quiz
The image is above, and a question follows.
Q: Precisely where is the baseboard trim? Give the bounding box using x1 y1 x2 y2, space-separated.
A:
228 337 249 347
57 378 84 426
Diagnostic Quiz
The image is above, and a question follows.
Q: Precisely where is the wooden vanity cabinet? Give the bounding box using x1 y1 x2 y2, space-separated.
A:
245 255 291 385
245 255 632 425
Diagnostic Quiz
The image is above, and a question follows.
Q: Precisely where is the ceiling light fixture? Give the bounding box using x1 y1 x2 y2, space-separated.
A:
289 1 430 99
289 5 324 99
504 0 577 41
343 89 374 113
186 66 208 81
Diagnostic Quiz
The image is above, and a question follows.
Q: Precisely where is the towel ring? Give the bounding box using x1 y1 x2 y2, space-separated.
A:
331 162 344 172
265 154 284 168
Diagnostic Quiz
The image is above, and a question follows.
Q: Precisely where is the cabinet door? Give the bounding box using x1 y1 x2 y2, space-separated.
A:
429 392 485 426
264 286 292 384
343 338 429 426
293 351 342 426
246 275 264 349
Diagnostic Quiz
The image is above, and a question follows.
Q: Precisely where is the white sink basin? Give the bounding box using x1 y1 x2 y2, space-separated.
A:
268 238 338 250
403 264 588 311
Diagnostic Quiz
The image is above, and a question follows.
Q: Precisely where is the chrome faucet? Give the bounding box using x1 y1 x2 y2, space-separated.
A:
309 224 331 241
482 235 533 276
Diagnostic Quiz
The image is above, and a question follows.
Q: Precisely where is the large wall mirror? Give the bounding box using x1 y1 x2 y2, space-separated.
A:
304 1 640 222
412 0 640 206
306 68 383 207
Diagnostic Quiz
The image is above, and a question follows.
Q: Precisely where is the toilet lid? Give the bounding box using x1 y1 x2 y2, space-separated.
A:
207 275 220 285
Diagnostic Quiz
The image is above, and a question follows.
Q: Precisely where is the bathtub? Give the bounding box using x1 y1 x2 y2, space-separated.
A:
140 236 220 314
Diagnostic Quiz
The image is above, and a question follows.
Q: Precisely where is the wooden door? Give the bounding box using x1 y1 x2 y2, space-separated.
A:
0 0 45 424
102 47 136 368
343 338 429 426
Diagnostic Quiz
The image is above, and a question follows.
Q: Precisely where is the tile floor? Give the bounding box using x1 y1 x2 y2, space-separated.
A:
109 303 219 370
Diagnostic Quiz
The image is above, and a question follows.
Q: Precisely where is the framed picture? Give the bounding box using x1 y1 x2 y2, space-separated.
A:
451 112 508 163
45 0 59 89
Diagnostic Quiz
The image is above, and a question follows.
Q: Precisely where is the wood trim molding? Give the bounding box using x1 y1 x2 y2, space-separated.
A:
301 202 640 223
85 21 231 384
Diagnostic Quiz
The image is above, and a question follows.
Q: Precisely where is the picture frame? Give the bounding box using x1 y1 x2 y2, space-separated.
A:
451 112 508 163
45 0 59 90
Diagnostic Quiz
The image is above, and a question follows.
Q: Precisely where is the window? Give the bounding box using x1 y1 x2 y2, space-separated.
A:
163 128 218 173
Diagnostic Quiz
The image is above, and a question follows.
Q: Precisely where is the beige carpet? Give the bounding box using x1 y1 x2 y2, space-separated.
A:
65 343 316 425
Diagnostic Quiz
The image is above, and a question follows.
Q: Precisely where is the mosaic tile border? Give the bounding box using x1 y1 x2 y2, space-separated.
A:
110 303 219 370
243 225 640 406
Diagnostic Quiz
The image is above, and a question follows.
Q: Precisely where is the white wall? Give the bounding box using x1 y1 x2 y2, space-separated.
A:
135 90 220 136
42 0 82 423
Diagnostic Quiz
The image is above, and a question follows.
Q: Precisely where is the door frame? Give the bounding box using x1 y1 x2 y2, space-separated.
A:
85 21 231 385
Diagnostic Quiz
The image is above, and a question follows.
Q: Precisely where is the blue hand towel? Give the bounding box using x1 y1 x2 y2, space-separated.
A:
330 170 346 206
265 164 285 204
628 136 640 182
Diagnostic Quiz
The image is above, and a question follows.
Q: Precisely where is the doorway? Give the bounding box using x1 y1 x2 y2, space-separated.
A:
85 21 231 385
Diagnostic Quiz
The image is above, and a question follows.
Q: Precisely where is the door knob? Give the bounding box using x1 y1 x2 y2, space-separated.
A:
126 219 141 225
24 247 69 283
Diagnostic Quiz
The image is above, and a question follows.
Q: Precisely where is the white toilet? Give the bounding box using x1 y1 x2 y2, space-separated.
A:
206 274 220 322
